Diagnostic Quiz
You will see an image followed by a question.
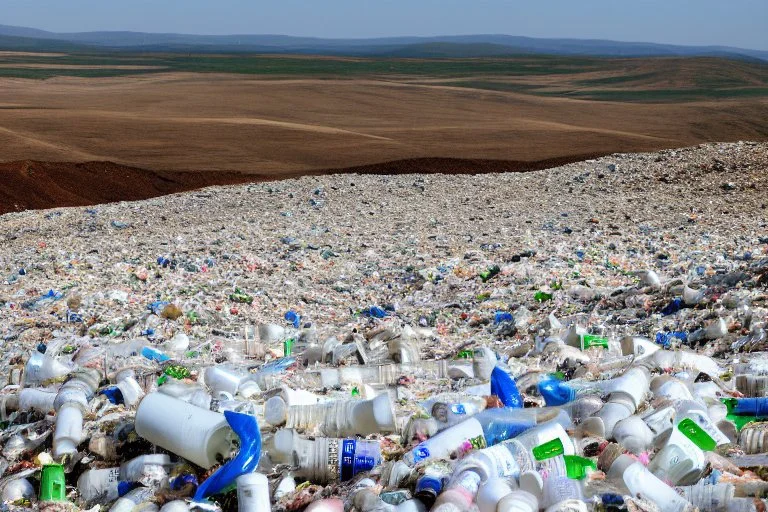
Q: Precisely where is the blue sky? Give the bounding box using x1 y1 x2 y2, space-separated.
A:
4 0 768 50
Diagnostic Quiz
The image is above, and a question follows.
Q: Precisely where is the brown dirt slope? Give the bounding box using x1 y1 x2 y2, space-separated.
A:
0 154 607 215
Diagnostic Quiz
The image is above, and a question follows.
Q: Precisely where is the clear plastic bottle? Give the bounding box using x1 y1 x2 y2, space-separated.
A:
264 393 396 437
421 393 488 429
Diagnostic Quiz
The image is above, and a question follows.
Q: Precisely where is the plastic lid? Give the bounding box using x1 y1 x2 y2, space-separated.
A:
580 334 609 350
677 418 716 451
532 437 564 461
264 396 288 426
564 455 597 479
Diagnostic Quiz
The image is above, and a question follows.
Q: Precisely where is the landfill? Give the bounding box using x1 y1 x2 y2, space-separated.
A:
0 140 766 512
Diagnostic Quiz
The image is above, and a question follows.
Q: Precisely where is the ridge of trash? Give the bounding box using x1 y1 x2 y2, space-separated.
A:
0 141 766 512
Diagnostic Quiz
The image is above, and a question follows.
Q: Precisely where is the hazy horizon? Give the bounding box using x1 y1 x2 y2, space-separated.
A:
4 0 768 51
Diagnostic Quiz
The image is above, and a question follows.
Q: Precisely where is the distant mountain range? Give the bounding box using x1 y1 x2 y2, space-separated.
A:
1 24 766 61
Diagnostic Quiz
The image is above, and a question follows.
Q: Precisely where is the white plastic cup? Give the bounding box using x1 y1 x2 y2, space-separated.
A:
497 490 539 512
281 385 322 406
274 473 296 500
134 393 231 469
204 367 246 396
1 478 35 503
258 324 286 344
647 427 707 485
115 376 145 407
477 478 514 512
159 501 189 512
620 336 659 360
236 472 271 512
613 415 654 454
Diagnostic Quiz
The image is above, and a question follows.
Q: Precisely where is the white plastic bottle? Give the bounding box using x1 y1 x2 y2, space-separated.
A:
677 482 734 512
77 467 121 503
273 429 381 484
403 416 486 465
432 470 482 512
607 454 693 512
134 392 232 469
114 374 145 407
109 487 156 512
23 351 73 386
53 371 100 458
264 393 396 437
120 454 172 486
236 472 271 512
18 388 57 414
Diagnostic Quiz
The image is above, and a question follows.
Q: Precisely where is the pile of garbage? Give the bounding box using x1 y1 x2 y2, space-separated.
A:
0 141 767 512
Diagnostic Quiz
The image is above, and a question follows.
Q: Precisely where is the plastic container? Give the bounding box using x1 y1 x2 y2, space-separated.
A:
432 470 482 511
109 487 155 512
23 352 73 386
607 455 693 512
53 384 90 458
497 490 539 512
274 430 381 484
134 393 232 469
265 393 396 437
204 366 247 397
404 408 543 465
115 376 145 407
236 472 271 512
647 422 708 485
677 482 734 512
477 478 514 512
2 478 35 502
120 454 172 486
18 388 57 414
77 467 121 504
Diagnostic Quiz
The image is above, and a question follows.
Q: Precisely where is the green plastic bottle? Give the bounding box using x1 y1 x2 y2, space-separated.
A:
39 464 66 502
532 437 565 461
564 455 597 479
284 338 294 357
580 334 609 350
678 418 717 451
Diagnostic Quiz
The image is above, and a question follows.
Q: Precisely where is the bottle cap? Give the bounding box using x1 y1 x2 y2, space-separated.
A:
264 396 288 426
39 464 67 502
564 455 596 479
533 437 564 461
580 334 609 350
